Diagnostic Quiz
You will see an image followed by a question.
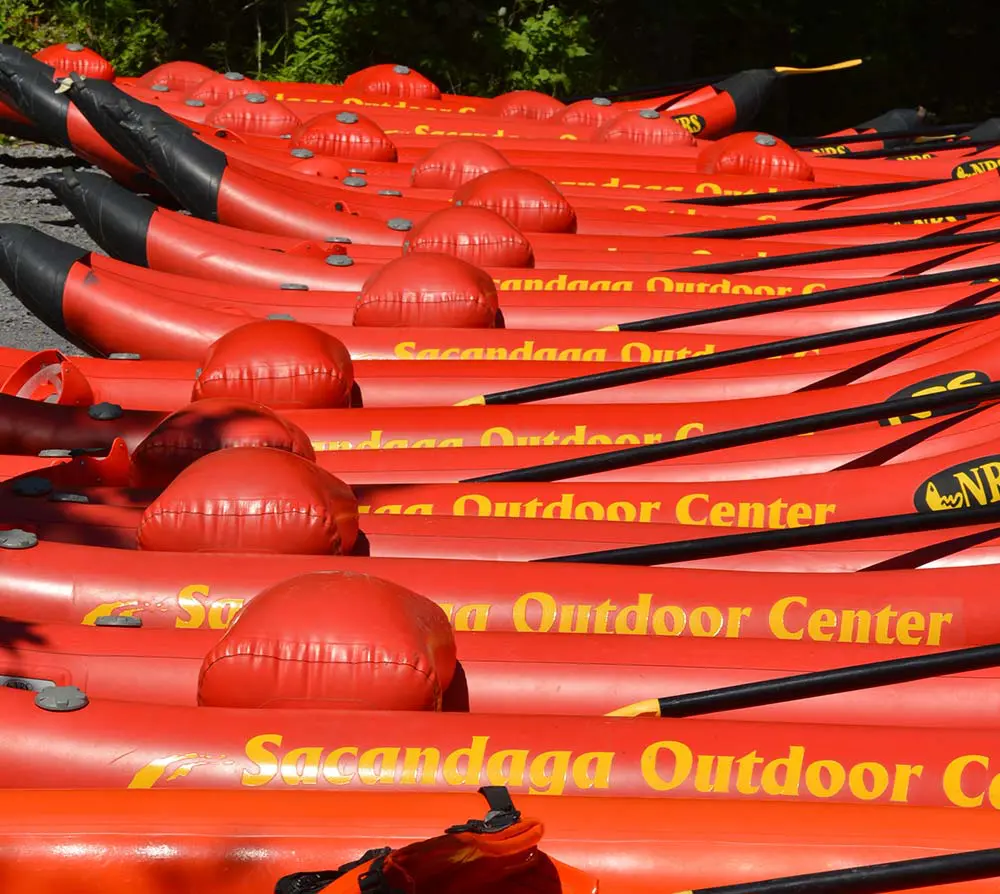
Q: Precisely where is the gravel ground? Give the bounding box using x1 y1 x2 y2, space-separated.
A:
0 141 99 356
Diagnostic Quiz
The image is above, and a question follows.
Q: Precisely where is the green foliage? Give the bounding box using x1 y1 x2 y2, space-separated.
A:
1 0 996 133
494 2 595 95
0 0 168 73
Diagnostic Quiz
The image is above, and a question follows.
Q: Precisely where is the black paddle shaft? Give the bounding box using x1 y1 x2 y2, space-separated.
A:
536 500 1000 566
619 255 1000 334
478 282 1000 405
681 846 1000 894
654 641 1000 718
467 379 1000 483
679 199 1000 240
675 225 1000 276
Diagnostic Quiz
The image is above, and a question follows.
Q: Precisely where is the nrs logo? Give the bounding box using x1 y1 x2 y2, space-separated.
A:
880 371 989 427
671 113 706 135
915 454 1000 512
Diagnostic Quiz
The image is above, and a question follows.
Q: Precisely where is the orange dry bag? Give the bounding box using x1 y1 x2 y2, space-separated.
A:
273 786 598 894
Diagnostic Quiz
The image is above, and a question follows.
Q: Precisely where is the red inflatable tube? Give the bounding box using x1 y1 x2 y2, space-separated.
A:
68 247 1000 345
196 123 993 217
17 790 1000 894
211 157 1000 244
66 250 1000 347
131 179 1000 283
1 322 993 417
1 316 998 455
1 493 857 562
62 260 934 362
137 179 1000 268
8 683 1000 810
15 436 1000 547
0 344 918 413
8 618 1000 728
0 537 988 645
340 442 1000 527
305 406 1000 483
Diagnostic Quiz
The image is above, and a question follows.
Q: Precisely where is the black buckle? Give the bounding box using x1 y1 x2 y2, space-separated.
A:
445 786 522 834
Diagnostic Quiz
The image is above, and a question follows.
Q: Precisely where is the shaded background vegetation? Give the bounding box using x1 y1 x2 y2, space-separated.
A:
2 0 996 135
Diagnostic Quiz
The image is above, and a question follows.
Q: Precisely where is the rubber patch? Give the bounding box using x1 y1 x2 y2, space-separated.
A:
12 476 53 497
50 492 90 504
0 529 38 550
35 686 89 712
95 615 142 628
88 402 124 420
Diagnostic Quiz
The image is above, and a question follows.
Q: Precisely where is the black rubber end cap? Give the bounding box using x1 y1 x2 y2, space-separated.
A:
712 69 781 131
964 118 1000 144
66 73 178 172
42 168 152 267
0 49 68 147
0 223 86 336
857 108 926 135
65 73 225 220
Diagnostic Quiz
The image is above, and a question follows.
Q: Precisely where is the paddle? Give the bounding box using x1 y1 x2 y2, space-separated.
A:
535 501 1000 566
455 275 1000 406
772 59 863 76
673 224 1000 276
464 378 1000 484
670 847 1000 894
607 641 1000 717
845 138 1000 160
673 177 949 207
784 121 978 148
605 265 1000 335
677 199 1000 240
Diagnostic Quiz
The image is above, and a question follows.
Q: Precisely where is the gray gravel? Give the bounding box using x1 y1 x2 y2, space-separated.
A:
0 140 99 356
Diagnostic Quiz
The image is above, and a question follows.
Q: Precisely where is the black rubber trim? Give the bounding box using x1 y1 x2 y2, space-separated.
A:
712 69 779 131
42 168 153 267
0 223 87 335
66 74 226 220
963 118 1000 144
0 45 69 147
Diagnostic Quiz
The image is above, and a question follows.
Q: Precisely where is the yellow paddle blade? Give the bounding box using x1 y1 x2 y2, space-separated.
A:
454 395 486 406
774 58 863 76
605 698 661 718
